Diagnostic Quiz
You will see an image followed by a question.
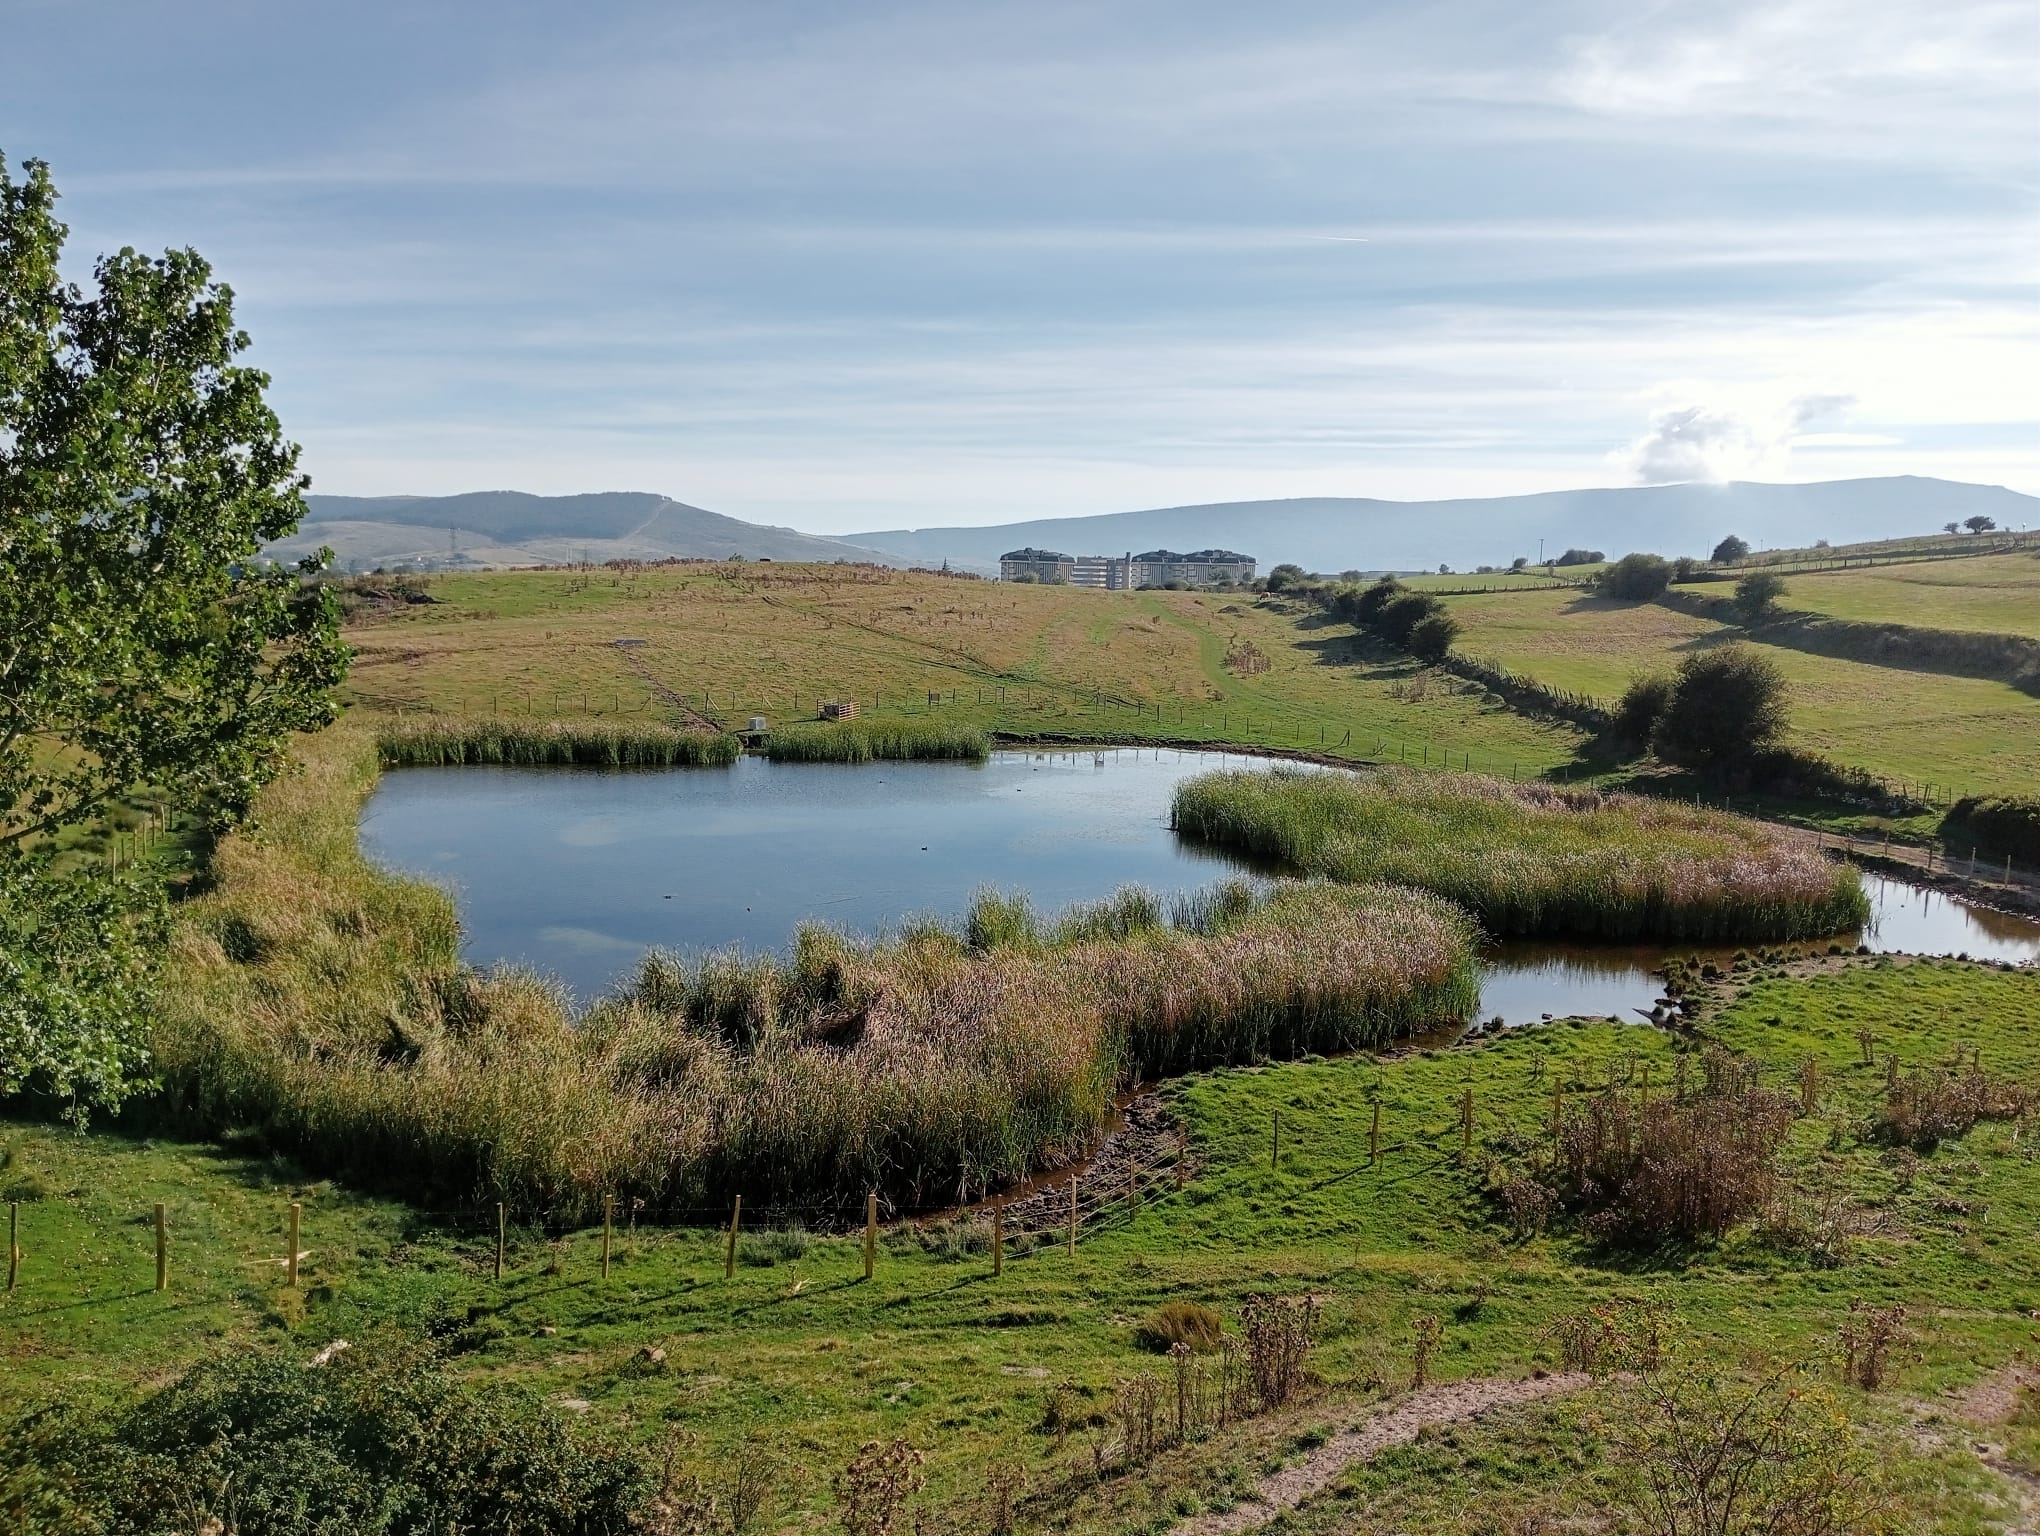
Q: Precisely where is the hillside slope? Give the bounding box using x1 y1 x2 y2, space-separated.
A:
853 478 2040 574
283 491 897 569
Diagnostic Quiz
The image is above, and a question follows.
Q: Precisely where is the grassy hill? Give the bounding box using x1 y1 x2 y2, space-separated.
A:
1441 586 2040 799
338 563 1580 778
337 552 2039 803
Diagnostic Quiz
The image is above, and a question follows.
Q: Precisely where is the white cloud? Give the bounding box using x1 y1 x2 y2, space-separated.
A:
1618 392 1857 484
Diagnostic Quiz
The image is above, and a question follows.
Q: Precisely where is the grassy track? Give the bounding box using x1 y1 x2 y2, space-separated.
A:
7 958 2037 1528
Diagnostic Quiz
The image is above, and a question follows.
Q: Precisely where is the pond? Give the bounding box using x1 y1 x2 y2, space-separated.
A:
360 748 2040 1023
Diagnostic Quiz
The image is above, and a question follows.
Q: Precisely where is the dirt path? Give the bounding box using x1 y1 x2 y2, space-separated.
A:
1171 1372 1593 1536
613 646 726 733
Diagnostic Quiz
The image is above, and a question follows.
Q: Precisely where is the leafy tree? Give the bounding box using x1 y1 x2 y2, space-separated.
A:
1964 514 1996 534
1510 556 1529 571
1407 610 1459 662
1942 521 1960 535
1264 562 1307 591
1732 571 1789 624
1 153 345 1114
1553 548 1604 567
1598 553 1673 602
1671 556 1702 582
1611 672 1675 751
1652 646 1789 770
1710 534 1750 563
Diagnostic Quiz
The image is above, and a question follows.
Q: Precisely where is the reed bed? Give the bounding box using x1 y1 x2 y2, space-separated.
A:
762 720 990 763
153 737 1474 1216
1171 766 1868 942
377 715 740 768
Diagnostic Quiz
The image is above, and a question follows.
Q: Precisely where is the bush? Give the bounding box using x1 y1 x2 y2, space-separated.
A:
1407 610 1460 662
1732 571 1788 624
1598 553 1673 601
1349 577 1402 624
0 1338 648 1536
1942 795 2040 865
1265 562 1307 591
1711 534 1750 563
1611 672 1675 749
1376 589 1445 646
1651 645 1789 770
1554 548 1604 567
1550 1051 1796 1244
1135 1301 1225 1354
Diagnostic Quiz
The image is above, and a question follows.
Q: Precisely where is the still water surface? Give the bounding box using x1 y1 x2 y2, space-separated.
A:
361 749 2040 1021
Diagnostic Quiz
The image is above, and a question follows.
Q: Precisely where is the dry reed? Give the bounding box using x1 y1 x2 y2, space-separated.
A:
1172 766 1869 941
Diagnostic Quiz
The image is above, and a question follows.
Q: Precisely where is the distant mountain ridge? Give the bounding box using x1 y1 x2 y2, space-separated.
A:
850 478 2040 575
276 478 2040 576
279 490 895 570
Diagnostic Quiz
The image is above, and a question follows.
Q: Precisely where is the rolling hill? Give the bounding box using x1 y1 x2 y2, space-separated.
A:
851 477 2040 575
280 491 896 570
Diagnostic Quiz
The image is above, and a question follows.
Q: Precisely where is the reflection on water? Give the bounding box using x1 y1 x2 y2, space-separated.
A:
361 748 1326 1005
1479 875 2040 1026
360 751 2039 1023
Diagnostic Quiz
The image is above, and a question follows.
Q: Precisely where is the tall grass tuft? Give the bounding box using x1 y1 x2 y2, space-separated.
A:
1172 766 1868 942
153 734 1476 1219
378 715 739 768
762 720 990 763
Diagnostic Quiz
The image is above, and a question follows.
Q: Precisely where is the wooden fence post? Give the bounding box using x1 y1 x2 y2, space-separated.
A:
1067 1179 1077 1257
1370 1102 1381 1166
288 1201 301 1288
154 1203 168 1293
7 1201 17 1292
992 1197 1004 1276
725 1195 741 1279
601 1196 613 1279
495 1203 505 1282
864 1193 877 1281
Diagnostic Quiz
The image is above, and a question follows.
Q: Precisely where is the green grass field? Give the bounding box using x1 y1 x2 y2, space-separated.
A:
1776 553 2040 640
1442 588 2040 797
339 564 1583 778
6 957 2037 1529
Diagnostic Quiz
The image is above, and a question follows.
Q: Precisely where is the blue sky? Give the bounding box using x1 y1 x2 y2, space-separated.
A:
6 0 2036 531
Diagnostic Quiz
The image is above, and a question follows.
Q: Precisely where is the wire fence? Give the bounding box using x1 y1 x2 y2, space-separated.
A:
2 1100 1493 1300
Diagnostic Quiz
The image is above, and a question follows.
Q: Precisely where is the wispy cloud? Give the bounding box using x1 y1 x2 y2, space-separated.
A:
4 0 2033 523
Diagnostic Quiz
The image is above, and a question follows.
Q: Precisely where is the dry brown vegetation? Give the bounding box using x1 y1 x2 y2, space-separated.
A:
155 729 1478 1216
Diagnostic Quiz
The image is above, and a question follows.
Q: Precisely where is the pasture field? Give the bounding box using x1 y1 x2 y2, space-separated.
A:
339 564 1581 779
1776 553 2040 640
1400 570 1596 593
1441 588 2040 797
6 957 2037 1530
